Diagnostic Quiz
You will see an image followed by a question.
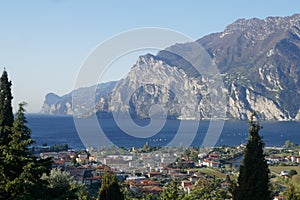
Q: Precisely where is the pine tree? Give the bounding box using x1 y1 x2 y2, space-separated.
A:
1 103 52 199
98 171 124 200
5 102 35 180
233 112 271 200
11 102 32 142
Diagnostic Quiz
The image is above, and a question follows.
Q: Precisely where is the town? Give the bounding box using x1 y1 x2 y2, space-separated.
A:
33 141 300 199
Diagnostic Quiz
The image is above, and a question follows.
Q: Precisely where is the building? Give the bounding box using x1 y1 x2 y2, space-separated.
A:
40 152 59 159
181 180 192 188
291 155 300 163
201 159 220 168
147 171 162 178
126 176 146 183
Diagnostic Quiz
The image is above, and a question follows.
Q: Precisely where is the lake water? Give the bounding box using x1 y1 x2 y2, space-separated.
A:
26 114 300 150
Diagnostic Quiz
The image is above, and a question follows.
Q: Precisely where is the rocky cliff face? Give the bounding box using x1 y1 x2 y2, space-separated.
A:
197 14 300 119
41 81 116 116
154 14 300 120
95 54 213 120
42 14 300 120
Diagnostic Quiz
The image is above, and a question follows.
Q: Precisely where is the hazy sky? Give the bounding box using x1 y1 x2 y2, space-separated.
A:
0 0 299 113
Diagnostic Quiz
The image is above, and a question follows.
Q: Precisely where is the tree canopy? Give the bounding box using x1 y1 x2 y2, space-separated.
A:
0 70 52 199
98 171 124 200
233 112 271 200
160 179 179 200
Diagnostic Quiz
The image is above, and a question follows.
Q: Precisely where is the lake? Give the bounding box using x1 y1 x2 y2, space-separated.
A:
26 114 300 150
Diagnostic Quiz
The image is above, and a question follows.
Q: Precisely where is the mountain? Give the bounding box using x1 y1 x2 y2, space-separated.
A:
41 81 116 116
199 14 300 119
42 14 300 120
198 14 300 119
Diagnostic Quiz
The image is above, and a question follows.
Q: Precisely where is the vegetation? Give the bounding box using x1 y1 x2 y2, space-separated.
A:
289 170 298 178
182 179 230 200
49 143 69 152
284 184 300 200
160 179 180 200
197 168 227 179
270 166 300 175
41 168 92 200
0 70 14 140
98 171 124 200
0 70 52 199
233 112 271 200
121 178 161 200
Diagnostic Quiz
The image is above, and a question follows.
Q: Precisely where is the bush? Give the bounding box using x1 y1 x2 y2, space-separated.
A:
289 170 298 178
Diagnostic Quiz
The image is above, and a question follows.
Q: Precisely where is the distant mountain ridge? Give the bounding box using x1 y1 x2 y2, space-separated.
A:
41 81 116 115
41 14 300 120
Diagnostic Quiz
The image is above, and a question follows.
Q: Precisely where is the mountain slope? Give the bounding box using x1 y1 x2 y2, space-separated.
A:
41 81 116 116
42 14 300 120
154 14 300 120
198 14 300 119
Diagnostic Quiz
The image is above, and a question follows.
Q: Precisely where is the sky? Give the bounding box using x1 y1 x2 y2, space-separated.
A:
0 0 299 113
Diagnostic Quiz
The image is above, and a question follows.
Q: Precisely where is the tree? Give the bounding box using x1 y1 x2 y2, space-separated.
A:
0 69 14 145
225 174 232 183
1 103 52 199
160 179 179 200
0 70 16 197
41 168 92 200
98 171 124 200
284 184 300 200
0 70 15 196
233 112 271 200
7 102 35 173
182 179 230 200
288 170 298 178
285 140 294 149
0 70 52 199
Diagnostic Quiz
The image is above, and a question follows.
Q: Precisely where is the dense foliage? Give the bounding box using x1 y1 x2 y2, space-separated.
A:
98 171 124 200
160 180 180 200
0 70 52 199
233 112 271 200
41 168 91 200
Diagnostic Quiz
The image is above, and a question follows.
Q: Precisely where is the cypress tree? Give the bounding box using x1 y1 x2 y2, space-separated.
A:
0 69 14 145
98 171 124 200
0 69 14 198
233 112 271 200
